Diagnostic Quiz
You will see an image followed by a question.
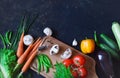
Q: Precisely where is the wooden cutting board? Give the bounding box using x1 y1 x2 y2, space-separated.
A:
30 36 98 78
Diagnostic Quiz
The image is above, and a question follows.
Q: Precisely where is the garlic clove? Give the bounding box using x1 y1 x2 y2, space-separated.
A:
23 35 34 46
43 27 52 36
72 38 78 46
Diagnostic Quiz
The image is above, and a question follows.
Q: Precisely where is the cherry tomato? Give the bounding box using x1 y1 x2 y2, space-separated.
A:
71 70 79 78
63 59 73 67
78 67 87 77
73 55 86 66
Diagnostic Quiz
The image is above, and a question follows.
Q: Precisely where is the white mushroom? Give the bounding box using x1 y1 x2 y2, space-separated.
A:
61 48 72 59
50 44 59 55
23 35 34 46
43 27 52 36
72 38 78 46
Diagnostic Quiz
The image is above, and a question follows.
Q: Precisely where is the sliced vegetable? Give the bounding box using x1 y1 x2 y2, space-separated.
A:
61 48 72 59
50 44 59 55
112 22 120 50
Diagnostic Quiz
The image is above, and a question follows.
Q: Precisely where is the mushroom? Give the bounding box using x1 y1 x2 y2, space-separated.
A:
50 44 59 55
23 35 34 46
43 27 52 36
61 48 72 59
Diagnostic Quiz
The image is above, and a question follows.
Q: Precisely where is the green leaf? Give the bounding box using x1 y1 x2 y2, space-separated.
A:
54 62 73 78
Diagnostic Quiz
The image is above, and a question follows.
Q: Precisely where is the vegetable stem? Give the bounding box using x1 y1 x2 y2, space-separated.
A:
0 34 6 49
17 72 23 78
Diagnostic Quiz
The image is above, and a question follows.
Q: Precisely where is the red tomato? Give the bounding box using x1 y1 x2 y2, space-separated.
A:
78 67 87 77
73 55 86 66
71 70 79 78
63 59 73 67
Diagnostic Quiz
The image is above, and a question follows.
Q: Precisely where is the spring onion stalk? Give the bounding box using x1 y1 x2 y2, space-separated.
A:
0 14 38 78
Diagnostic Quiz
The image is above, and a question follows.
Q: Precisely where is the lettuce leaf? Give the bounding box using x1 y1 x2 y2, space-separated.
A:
0 49 17 78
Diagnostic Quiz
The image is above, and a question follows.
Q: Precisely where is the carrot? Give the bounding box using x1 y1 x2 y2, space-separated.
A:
32 39 42 52
32 37 41 47
16 32 24 58
18 50 38 77
17 37 41 64
22 50 37 72
17 44 33 64
26 39 43 60
14 38 41 72
17 38 43 77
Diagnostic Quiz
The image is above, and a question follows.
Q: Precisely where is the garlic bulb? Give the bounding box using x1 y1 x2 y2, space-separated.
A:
23 35 34 46
43 27 52 36
72 38 78 46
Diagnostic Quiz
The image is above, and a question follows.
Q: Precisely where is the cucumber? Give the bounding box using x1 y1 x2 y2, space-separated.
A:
99 43 120 59
100 33 119 52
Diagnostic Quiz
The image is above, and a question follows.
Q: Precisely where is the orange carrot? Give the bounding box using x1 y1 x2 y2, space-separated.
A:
32 39 42 52
32 37 41 47
26 39 42 60
18 50 37 77
17 38 41 64
17 44 33 64
16 32 24 58
21 39 43 73
14 38 41 72
22 50 37 72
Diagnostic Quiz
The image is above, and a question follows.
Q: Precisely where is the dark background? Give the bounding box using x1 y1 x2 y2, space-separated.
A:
0 0 120 78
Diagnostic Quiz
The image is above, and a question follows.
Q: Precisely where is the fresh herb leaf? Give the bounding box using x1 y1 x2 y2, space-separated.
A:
54 62 73 78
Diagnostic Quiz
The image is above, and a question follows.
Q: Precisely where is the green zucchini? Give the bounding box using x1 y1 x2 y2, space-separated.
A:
100 33 119 52
99 43 120 59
